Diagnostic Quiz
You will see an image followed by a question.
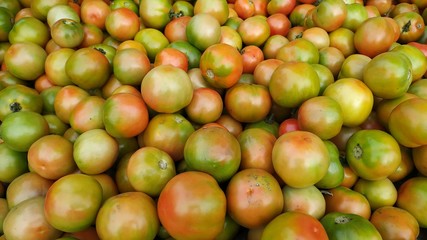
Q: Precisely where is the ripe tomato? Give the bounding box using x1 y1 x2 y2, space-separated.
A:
105 7 140 42
154 47 188 72
282 185 326 219
185 87 223 124
397 177 427 228
272 130 329 188
96 192 159 240
354 16 395 58
323 186 371 219
199 43 243 89
28 134 76 180
80 0 110 30
394 11 426 43
278 118 300 136
262 212 328 240
164 15 191 42
276 38 319 64
312 0 347 32
141 65 193 113
113 48 151 86
44 174 103 233
157 171 227 240
69 95 105 134
302 27 330 50
184 126 241 183
168 40 202 69
262 35 289 59
237 15 270 47
266 13 291 36
321 212 382 240
322 78 374 127
140 113 195 162
253 58 283 87
370 206 420 240
226 168 283 229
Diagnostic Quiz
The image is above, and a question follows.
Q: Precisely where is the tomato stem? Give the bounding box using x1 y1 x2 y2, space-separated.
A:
9 102 22 113
353 143 363 159
334 216 351 224
402 20 411 33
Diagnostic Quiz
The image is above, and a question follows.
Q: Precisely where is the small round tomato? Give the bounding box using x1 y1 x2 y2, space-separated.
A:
80 0 110 30
69 95 105 134
266 13 291 36
394 11 425 43
220 25 243 51
0 84 43 121
164 15 191 42
328 27 356 58
282 185 326 220
193 0 229 25
319 46 345 78
253 58 284 87
8 16 50 47
186 13 221 51
134 28 170 62
262 35 289 60
154 47 188 72
278 118 300 136
54 85 90 124
323 186 371 219
113 48 151 86
272 130 329 188
312 0 347 32
312 64 334 94
353 178 397 210
199 43 243 89
342 3 368 32
337 53 371 80
157 171 227 240
105 7 140 42
96 192 159 240
322 78 374 127
397 177 427 228
185 87 223 124
262 212 328 240
168 40 202 69
44 174 103 233
321 212 382 240
276 38 319 64
375 92 418 129
370 206 420 240
267 0 296 16
226 168 283 229
51 18 84 48
302 27 330 50
269 61 320 108
237 15 270 47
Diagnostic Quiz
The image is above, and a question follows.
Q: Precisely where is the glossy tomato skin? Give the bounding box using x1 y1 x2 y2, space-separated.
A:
96 191 159 240
157 171 227 240
0 84 43 121
324 186 371 219
261 212 329 240
312 0 347 32
139 0 171 30
282 185 326 220
397 177 427 228
315 140 344 189
4 42 47 81
226 168 283 229
320 212 382 240
394 11 426 43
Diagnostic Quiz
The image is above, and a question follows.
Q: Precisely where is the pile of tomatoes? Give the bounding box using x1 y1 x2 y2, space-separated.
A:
1 0 427 239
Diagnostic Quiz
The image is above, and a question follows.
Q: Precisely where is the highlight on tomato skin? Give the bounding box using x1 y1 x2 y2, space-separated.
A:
1 0 427 239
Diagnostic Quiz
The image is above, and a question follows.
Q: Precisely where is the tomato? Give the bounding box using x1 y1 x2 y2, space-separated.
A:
238 128 276 174
337 54 371 80
127 147 176 197
3 197 62 240
164 15 191 42
0 111 49 152
375 92 418 129
140 113 195 162
278 118 299 136
80 0 111 30
0 7 13 42
54 85 90 124
323 78 374 127
185 87 223 124
90 43 117 66
261 212 329 240
46 4 80 28
0 84 43 121
394 11 426 43
262 35 289 60
389 145 414 182
6 172 53 209
408 79 427 98
282 185 326 219
4 42 47 81
105 7 140 42
241 45 264 74
323 186 371 219
0 143 28 183
253 59 283 87
157 171 227 240
168 40 202 69
96 192 159 240
114 153 136 193
391 44 427 81
226 168 283 229
266 13 291 36
328 27 356 58
363 51 412 99
215 214 241 240
354 16 395 58
141 65 193 113
342 3 368 32
186 13 221 52
44 114 69 136
68 95 104 133
272 130 329 188
113 48 151 86
312 0 347 32
73 129 119 174
44 174 103 233
28 134 76 180
353 178 397 211
184 126 241 183
289 3 315 27
194 0 229 25
319 46 345 78
297 96 343 140
388 98 427 148
312 64 334 95
215 114 243 137
154 47 188 72
34 75 55 93
397 177 427 227
237 15 270 47
51 19 84 48
269 61 320 108
234 0 256 19
8 16 50 47
65 47 111 90
320 212 382 240
301 27 330 50
199 43 243 89
316 140 344 189
370 206 420 240
276 38 319 64
171 0 194 18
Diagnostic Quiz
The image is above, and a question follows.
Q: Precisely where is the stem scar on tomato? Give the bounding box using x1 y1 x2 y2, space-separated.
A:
353 143 363 159
402 20 411 33
335 216 352 224
9 102 22 112
158 160 168 170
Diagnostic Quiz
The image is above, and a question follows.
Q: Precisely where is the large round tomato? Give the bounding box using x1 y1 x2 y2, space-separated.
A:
50 19 85 49
186 13 221 52
157 171 227 240
44 174 103 233
0 143 28 184
394 11 425 43
139 0 172 30
320 212 382 240
184 126 241 183
346 129 401 181
8 16 50 47
322 78 374 127
4 42 47 81
276 38 319 64
282 185 326 220
388 97 427 148
69 95 105 134
113 48 151 86
96 191 159 240
353 178 397 210
397 177 427 228
0 84 43 121
44 48 75 86
261 212 329 240
312 0 347 32
272 130 329 188
323 186 371 219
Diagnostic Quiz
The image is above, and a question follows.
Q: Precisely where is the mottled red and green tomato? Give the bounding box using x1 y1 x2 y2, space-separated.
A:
186 13 221 51
50 19 84 48
44 48 75 86
312 0 347 32
105 7 140 42
113 48 151 86
8 16 50 47
185 87 223 124
323 186 371 219
282 185 326 220
139 0 172 30
353 178 397 210
4 42 47 81
397 177 427 228
0 84 43 121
